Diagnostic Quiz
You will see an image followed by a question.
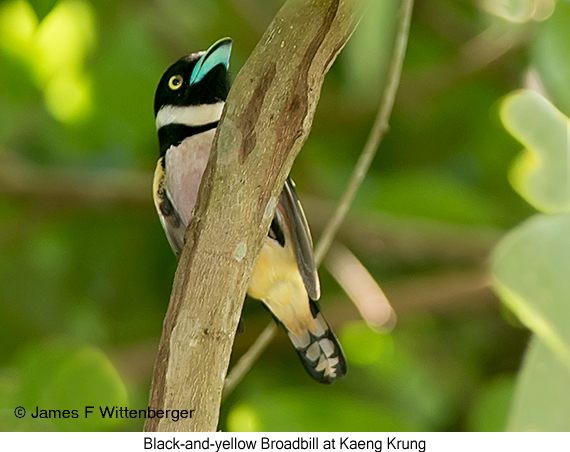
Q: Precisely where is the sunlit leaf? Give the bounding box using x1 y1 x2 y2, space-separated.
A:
33 0 95 81
507 335 570 431
491 213 570 370
33 0 95 122
28 0 59 21
500 90 570 214
0 0 37 58
532 1 570 117
43 70 92 123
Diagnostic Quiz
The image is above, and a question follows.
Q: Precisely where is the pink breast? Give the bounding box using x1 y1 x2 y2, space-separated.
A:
165 129 215 226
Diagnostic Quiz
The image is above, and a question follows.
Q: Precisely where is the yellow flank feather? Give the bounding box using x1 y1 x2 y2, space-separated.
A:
152 157 165 212
248 237 317 338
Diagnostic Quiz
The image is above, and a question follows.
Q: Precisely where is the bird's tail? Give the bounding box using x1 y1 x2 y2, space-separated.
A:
282 300 347 384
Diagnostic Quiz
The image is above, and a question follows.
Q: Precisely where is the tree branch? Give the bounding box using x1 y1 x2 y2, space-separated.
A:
325 243 397 331
0 152 150 206
144 0 367 433
0 156 499 265
221 0 414 401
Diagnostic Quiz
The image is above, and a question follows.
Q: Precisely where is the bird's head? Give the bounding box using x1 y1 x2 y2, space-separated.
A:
154 38 232 122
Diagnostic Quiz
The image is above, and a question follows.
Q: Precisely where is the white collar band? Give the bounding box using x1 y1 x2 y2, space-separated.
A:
155 102 224 130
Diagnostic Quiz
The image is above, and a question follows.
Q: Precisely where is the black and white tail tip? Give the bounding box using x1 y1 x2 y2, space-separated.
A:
286 301 347 384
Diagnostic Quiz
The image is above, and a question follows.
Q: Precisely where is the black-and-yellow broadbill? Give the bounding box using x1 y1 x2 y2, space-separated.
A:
152 38 347 384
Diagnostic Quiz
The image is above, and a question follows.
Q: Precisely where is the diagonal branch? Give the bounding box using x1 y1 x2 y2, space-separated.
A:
222 0 415 400
144 0 367 433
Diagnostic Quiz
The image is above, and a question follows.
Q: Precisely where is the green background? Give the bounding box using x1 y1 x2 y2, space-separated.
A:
0 0 569 432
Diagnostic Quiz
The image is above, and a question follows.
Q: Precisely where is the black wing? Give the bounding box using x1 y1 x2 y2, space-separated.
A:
153 158 185 258
279 177 321 300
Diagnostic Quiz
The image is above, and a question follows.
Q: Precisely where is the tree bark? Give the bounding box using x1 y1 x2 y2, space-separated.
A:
144 0 367 432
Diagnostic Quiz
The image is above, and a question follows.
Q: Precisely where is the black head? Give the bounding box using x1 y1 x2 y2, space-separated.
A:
154 38 232 116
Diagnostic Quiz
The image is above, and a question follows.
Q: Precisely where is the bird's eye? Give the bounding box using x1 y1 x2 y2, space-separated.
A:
168 75 183 90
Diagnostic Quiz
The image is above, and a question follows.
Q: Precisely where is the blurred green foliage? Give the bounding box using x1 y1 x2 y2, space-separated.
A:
492 89 570 431
0 339 128 431
0 0 568 432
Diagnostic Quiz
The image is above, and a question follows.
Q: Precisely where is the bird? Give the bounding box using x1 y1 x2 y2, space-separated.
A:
152 38 347 384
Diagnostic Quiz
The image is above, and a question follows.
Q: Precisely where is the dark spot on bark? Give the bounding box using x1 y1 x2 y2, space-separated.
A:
239 63 277 164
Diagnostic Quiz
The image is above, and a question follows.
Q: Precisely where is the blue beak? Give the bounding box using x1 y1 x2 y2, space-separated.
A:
190 37 233 85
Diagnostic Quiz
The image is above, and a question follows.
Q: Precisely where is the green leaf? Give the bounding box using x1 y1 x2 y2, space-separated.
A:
500 90 570 213
533 1 570 117
507 335 570 431
491 213 570 370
